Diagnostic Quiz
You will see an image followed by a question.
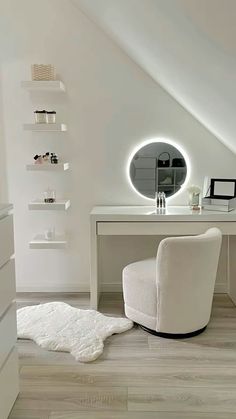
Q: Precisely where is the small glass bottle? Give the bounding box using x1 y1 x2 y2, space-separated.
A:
44 227 56 241
44 188 56 203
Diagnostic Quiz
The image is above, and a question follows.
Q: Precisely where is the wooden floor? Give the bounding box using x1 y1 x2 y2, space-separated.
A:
9 292 236 419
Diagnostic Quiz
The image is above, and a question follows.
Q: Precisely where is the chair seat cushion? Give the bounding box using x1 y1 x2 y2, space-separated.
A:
122 258 157 322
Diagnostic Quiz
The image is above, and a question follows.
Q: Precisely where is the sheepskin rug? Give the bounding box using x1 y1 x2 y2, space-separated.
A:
17 302 133 362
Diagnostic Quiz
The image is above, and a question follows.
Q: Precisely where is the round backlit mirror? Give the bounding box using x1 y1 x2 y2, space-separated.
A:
129 141 187 199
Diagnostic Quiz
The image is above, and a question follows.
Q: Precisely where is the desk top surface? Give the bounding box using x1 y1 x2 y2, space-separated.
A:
91 206 236 222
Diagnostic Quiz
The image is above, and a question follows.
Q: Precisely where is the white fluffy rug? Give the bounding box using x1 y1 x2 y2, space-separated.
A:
17 302 133 362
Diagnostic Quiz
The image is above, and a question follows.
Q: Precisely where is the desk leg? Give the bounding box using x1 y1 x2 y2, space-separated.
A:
90 218 100 309
228 236 236 305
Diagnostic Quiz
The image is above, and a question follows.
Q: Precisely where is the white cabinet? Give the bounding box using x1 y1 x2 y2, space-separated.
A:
0 206 19 418
0 259 16 317
0 349 19 419
0 214 14 268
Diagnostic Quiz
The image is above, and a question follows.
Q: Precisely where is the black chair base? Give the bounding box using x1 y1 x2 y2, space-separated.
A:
139 324 207 339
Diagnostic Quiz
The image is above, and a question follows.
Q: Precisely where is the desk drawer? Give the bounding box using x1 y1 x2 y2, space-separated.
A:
0 348 19 419
0 214 14 268
97 221 236 236
0 259 15 318
0 303 17 369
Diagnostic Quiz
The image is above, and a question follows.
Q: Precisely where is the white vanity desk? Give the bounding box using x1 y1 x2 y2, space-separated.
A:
90 206 236 309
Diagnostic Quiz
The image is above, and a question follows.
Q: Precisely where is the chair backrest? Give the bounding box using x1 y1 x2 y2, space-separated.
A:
156 228 222 334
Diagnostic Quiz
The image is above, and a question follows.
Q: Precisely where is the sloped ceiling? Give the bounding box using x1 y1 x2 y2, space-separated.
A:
73 0 236 154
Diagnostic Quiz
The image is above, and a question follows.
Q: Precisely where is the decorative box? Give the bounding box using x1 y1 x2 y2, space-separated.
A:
203 178 236 212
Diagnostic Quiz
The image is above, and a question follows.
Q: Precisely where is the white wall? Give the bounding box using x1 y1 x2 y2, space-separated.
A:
76 0 236 154
1 0 236 292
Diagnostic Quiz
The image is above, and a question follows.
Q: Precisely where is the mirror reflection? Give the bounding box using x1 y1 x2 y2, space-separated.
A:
129 142 187 199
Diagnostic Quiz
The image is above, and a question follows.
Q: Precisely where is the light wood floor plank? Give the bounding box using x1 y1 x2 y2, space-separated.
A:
128 386 236 413
20 364 236 388
14 386 127 411
148 328 236 350
9 409 49 419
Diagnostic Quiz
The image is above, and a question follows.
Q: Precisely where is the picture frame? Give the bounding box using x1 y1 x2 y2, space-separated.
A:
210 178 236 199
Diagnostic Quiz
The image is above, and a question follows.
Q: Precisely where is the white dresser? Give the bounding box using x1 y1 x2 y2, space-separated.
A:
0 204 19 418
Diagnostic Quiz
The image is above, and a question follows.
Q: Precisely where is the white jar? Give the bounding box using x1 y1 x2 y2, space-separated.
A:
46 111 56 124
34 110 47 124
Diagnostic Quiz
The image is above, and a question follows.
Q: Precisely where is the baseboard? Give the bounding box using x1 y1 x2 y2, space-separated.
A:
17 282 227 293
101 283 122 292
16 283 90 293
16 283 122 293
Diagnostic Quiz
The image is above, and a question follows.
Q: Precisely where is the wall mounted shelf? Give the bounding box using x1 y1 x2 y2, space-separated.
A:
26 163 69 171
21 80 65 92
28 200 70 211
23 123 67 132
29 235 67 249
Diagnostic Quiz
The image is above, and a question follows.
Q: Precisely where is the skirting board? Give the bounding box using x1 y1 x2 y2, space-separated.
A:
16 283 227 293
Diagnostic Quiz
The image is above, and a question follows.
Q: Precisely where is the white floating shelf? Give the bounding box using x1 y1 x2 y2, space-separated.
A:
21 80 65 92
23 123 67 132
29 235 67 249
28 200 71 211
26 163 69 171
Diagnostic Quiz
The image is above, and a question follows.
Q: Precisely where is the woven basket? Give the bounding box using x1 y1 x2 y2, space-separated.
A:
31 64 56 81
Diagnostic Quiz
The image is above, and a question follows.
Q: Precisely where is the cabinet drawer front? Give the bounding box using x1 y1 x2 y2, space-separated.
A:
0 259 16 318
0 348 19 419
0 303 17 369
0 214 14 268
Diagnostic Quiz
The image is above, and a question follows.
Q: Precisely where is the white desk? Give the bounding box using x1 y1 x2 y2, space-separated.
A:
90 206 236 309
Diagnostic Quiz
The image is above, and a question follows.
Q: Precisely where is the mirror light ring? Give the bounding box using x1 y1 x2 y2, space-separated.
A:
126 137 191 201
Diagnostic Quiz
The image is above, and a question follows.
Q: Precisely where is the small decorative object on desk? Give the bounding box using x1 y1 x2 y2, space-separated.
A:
187 185 201 210
202 178 236 212
46 111 56 124
34 110 47 124
44 227 56 241
31 64 56 81
155 191 166 210
44 188 56 203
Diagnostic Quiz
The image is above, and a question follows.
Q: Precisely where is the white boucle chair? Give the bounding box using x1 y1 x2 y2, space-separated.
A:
122 228 222 338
